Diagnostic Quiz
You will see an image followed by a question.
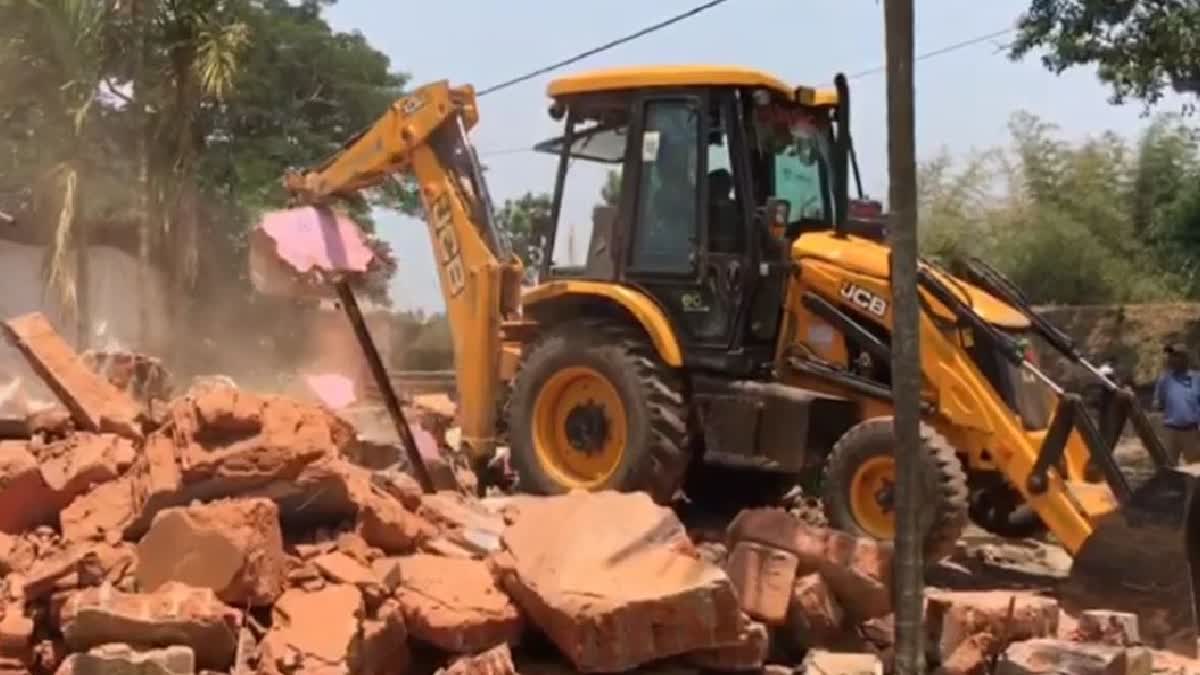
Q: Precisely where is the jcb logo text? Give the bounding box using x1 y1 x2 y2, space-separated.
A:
840 282 887 318
428 191 465 298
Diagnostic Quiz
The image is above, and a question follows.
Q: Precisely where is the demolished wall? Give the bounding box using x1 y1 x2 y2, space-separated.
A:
0 241 170 353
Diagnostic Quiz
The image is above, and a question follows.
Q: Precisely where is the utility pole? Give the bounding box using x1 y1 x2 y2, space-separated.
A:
884 1 925 674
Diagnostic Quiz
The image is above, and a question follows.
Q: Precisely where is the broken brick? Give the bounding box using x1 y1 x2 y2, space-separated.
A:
312 551 377 588
1074 610 1141 647
259 584 363 673
55 644 195 675
800 650 883 675
418 491 505 556
59 582 241 670
925 590 1058 663
2 313 142 440
136 498 287 607
356 488 438 554
784 572 846 651
393 554 522 653
941 632 996 675
687 618 769 672
59 475 139 543
0 602 32 663
997 639 1153 675
436 643 516 675
0 442 58 534
359 599 409 675
727 508 892 620
498 491 744 673
37 433 136 499
724 541 797 626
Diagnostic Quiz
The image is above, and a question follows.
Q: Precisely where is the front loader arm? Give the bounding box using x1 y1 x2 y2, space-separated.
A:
283 80 523 464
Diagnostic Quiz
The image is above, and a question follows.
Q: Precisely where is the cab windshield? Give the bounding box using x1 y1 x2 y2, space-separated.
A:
753 105 835 227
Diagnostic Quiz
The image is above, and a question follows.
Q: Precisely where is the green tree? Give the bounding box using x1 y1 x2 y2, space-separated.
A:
1009 0 1200 107
494 191 552 270
600 169 621 206
919 110 1186 305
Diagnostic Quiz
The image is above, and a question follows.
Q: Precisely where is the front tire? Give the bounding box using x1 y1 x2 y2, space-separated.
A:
821 416 969 561
506 319 691 504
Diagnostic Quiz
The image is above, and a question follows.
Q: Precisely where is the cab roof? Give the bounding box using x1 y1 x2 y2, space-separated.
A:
546 65 836 105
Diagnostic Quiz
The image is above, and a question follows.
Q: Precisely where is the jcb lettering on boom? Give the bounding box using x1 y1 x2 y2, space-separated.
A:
839 282 887 318
429 191 465 297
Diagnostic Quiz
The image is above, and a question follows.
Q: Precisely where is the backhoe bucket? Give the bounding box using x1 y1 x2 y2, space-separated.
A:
248 206 375 297
1061 464 1200 656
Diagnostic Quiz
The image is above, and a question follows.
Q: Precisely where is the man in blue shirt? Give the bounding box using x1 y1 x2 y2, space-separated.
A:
1154 343 1200 464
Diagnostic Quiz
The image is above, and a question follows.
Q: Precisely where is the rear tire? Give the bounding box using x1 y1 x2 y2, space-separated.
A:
821 416 969 561
506 319 691 504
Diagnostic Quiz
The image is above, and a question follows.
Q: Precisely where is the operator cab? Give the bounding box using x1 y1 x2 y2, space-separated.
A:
531 65 852 373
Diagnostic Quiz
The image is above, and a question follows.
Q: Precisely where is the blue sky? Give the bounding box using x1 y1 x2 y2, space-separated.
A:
324 0 1184 312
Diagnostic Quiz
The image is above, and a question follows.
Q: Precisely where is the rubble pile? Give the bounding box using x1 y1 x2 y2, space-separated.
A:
1 311 1198 675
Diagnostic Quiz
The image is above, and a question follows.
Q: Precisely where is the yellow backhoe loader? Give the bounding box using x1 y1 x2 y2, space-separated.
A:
257 65 1200 655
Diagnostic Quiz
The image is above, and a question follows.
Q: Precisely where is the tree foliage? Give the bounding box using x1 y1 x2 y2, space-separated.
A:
0 0 410 341
1009 0 1200 107
920 110 1200 305
494 191 551 272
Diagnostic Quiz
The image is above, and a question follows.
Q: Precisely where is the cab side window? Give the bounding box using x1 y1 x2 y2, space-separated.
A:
705 102 743 254
630 99 699 274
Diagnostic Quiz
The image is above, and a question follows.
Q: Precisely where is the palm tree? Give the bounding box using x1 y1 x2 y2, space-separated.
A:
7 0 113 345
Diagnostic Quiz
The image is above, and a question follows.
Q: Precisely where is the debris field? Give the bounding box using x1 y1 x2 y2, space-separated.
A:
0 311 1196 675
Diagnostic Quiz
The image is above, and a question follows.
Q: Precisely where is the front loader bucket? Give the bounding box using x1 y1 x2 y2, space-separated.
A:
1061 464 1200 656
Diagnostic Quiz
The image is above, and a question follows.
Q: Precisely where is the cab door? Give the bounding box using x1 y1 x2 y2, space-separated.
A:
621 90 753 358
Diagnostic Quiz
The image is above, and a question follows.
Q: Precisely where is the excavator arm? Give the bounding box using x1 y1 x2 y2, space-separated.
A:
281 80 524 464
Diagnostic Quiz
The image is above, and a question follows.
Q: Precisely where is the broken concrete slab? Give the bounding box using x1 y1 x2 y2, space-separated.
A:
259 584 363 674
393 554 522 653
498 490 744 673
135 498 287 607
727 508 892 620
2 313 142 439
925 590 1059 662
724 541 797 626
54 644 195 675
58 582 241 670
997 639 1153 675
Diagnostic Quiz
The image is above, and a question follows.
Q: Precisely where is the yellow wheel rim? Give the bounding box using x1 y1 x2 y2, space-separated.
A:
849 455 896 539
532 366 628 489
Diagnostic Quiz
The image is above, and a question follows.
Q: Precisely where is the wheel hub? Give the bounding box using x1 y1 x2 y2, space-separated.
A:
875 481 895 512
563 402 609 455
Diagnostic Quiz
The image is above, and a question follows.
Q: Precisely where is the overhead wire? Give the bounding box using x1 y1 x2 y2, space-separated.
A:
476 0 734 97
477 24 1018 158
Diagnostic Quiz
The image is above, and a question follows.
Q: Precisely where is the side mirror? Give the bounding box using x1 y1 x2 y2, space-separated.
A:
765 198 791 240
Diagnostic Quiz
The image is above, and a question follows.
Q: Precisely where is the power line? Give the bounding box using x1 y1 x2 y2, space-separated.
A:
847 27 1015 79
477 24 1017 158
476 0 734 97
